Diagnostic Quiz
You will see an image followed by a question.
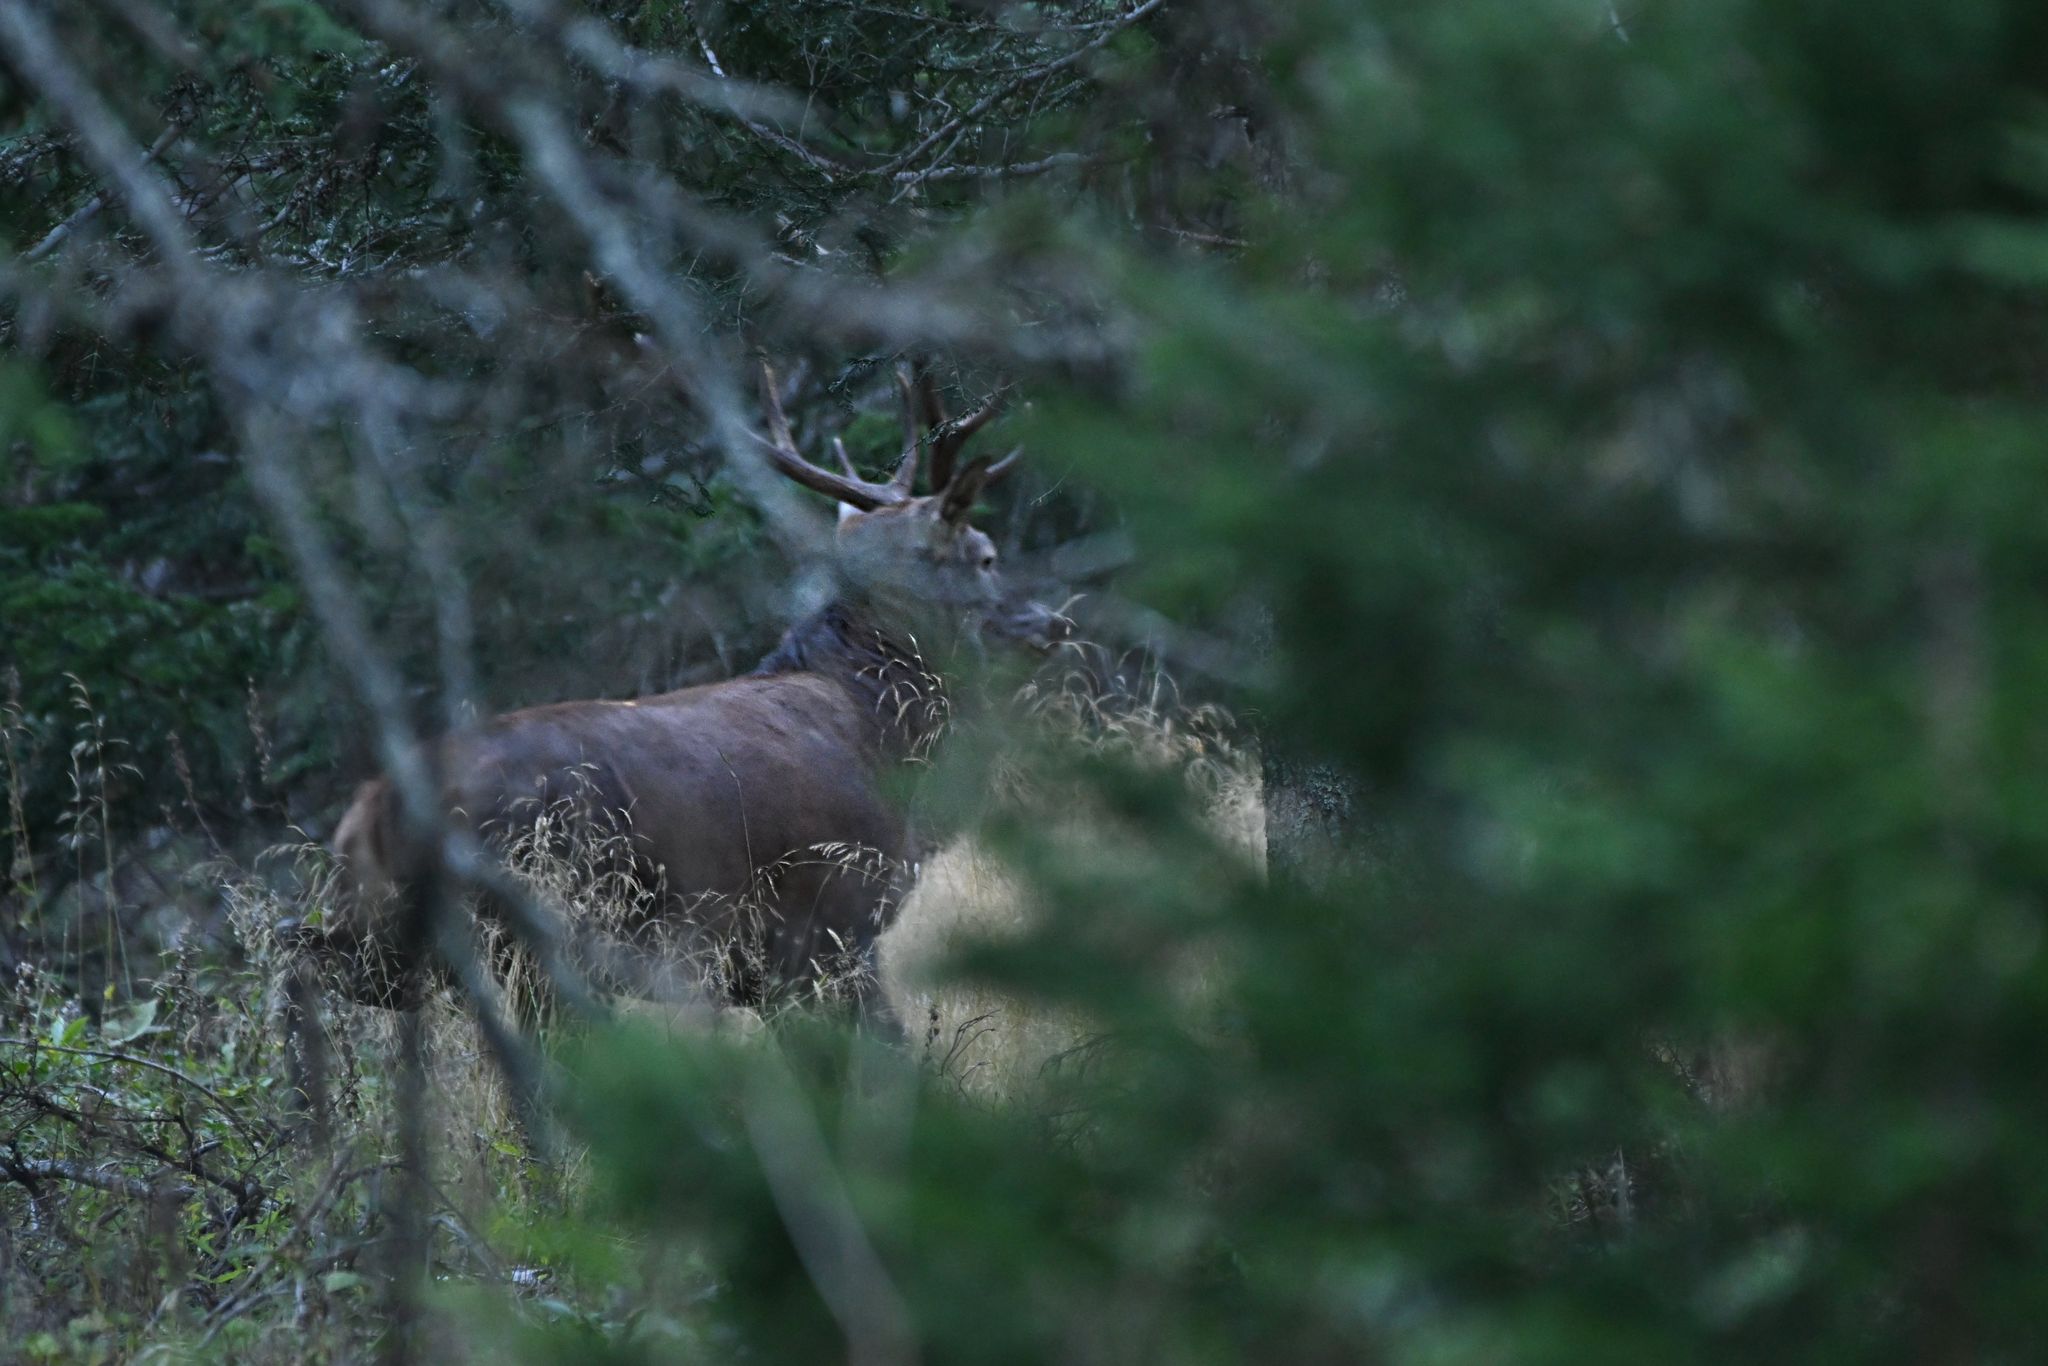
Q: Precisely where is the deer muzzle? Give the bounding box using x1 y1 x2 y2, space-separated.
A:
985 599 1076 653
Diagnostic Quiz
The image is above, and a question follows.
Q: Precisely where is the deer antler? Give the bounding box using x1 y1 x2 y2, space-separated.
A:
914 363 1011 492
755 361 913 510
756 358 1020 513
890 365 922 495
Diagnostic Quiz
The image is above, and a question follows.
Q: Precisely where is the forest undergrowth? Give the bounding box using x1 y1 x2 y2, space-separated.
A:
0 657 1263 1363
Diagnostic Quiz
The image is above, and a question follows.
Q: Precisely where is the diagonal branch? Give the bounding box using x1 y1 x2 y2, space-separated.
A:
0 1155 196 1203
0 1038 261 1140
25 114 191 262
0 0 202 289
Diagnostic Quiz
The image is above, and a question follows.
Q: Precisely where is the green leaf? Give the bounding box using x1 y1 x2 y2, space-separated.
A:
99 998 159 1046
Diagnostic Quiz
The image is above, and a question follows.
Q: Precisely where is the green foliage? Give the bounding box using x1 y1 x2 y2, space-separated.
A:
0 862 613 1363
0 376 300 880
537 1 2048 1361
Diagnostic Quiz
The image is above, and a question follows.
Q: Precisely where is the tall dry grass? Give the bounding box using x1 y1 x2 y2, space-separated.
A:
880 663 1265 1097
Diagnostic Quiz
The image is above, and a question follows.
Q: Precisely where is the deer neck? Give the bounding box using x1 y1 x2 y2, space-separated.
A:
751 599 950 758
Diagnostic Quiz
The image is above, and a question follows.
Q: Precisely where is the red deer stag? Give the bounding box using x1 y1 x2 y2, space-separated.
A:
294 364 1071 1020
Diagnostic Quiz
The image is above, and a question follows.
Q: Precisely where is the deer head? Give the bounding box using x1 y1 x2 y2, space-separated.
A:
755 362 1071 653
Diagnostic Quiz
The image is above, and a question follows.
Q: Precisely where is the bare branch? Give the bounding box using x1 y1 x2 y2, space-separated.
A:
0 1038 263 1140
0 1156 196 1203
890 150 1101 187
741 1044 919 1366
24 114 191 262
0 1 202 286
875 0 1167 181
490 0 800 124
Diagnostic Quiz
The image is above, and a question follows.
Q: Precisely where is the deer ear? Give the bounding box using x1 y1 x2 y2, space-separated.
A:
939 456 993 525
837 501 861 525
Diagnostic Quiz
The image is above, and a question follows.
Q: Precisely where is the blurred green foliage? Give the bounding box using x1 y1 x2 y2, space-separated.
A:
535 2 2048 1363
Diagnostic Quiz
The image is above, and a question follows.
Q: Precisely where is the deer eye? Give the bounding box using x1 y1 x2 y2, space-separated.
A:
979 554 996 571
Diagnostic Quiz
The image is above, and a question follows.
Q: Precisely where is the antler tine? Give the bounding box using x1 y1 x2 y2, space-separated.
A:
759 360 798 452
938 453 996 525
940 394 1004 455
915 363 948 426
916 365 955 489
831 437 860 480
983 445 1023 488
900 362 1016 494
891 364 922 494
932 390 1009 495
754 359 906 511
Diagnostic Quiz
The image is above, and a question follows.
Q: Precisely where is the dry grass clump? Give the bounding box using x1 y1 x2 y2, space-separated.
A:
304 778 889 1032
883 838 1092 1096
881 656 1264 1098
493 780 898 1021
225 844 567 1203
1016 649 1265 859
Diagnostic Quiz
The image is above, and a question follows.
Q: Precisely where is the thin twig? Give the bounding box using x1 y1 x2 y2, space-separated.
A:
0 1155 197 1202
891 150 1100 185
0 1037 264 1138
198 1154 398 1335
875 0 1166 180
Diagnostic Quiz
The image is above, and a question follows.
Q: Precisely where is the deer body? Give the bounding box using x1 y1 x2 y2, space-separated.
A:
303 364 1066 1016
329 604 936 1004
